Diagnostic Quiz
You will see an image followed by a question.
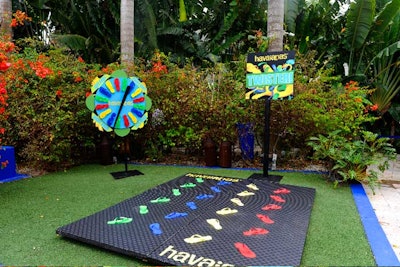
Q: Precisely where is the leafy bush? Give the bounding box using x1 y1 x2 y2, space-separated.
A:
2 42 395 176
308 130 396 189
266 53 378 158
2 41 119 170
128 53 260 161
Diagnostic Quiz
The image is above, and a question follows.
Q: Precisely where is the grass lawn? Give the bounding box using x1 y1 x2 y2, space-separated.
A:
0 164 375 266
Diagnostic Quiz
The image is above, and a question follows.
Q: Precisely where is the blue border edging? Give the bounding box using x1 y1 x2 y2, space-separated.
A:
0 173 30 183
351 183 400 266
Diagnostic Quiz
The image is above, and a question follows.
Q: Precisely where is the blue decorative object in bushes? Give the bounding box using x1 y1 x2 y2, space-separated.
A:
236 123 254 160
0 146 29 183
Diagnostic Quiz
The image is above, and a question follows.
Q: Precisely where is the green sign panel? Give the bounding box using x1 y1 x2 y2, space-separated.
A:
246 51 295 100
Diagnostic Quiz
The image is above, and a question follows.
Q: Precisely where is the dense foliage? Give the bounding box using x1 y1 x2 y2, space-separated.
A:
1 1 399 187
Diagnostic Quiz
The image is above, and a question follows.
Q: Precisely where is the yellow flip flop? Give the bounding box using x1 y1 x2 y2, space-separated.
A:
216 207 238 215
230 198 244 206
184 234 212 244
206 218 222 230
246 183 259 191
237 190 255 197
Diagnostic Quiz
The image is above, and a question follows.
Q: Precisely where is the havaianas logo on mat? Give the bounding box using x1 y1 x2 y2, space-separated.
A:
159 245 234 266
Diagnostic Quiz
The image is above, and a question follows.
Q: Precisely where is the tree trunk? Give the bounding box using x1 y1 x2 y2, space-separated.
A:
0 0 12 38
267 0 284 52
120 0 135 67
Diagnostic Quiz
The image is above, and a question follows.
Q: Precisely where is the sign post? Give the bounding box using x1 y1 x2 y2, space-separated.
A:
245 51 295 181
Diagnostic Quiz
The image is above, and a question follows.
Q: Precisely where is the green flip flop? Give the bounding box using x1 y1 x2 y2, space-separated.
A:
107 216 133 225
180 183 196 188
172 189 181 196
150 197 171 203
139 205 148 214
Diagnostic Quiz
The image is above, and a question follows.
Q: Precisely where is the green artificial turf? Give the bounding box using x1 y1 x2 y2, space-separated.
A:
0 164 375 266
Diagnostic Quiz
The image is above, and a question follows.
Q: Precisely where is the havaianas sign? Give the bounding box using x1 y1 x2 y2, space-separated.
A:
246 51 295 100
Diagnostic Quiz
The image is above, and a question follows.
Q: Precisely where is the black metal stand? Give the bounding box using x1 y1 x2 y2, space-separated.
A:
110 139 143 179
248 98 282 183
110 156 143 179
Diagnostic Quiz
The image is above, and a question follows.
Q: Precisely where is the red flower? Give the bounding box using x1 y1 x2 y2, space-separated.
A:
10 19 18 28
0 62 11 72
74 76 83 83
77 56 85 63
56 90 62 98
29 61 53 78
370 104 379 111
151 61 168 74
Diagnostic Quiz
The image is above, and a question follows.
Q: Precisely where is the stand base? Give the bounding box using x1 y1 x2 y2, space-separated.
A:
248 173 283 183
111 170 144 179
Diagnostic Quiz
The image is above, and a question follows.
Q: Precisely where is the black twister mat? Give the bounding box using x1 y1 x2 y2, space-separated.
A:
56 173 315 266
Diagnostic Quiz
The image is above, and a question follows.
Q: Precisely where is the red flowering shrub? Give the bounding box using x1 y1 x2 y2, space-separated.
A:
2 38 119 171
0 34 14 169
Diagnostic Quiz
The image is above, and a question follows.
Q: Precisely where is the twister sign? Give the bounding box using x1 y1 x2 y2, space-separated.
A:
246 51 295 100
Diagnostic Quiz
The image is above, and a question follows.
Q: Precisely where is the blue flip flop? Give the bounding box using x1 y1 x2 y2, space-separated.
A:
211 186 221 193
150 223 162 235
165 212 188 219
217 180 232 186
186 201 197 210
196 194 214 200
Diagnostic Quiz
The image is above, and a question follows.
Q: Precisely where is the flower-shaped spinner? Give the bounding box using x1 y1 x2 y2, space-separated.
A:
86 70 152 137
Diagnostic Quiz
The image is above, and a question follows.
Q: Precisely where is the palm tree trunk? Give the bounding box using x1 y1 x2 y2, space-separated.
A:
267 0 284 52
0 0 12 38
120 0 135 67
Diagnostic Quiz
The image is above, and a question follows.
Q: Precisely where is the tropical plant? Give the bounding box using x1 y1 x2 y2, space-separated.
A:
308 130 397 189
43 0 120 63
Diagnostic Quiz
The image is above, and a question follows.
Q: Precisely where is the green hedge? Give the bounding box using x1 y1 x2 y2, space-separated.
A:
2 46 381 171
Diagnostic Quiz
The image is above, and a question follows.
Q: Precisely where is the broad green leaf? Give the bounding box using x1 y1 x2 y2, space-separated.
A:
371 0 400 35
53 34 88 51
345 0 375 50
285 0 301 33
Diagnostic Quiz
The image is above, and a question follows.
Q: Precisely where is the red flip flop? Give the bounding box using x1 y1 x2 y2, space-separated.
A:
256 214 274 224
262 204 282 210
234 242 256 258
243 227 269 236
270 195 286 203
273 188 291 194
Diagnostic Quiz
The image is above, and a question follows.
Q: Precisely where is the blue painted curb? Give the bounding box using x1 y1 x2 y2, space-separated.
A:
0 173 30 183
351 183 400 266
